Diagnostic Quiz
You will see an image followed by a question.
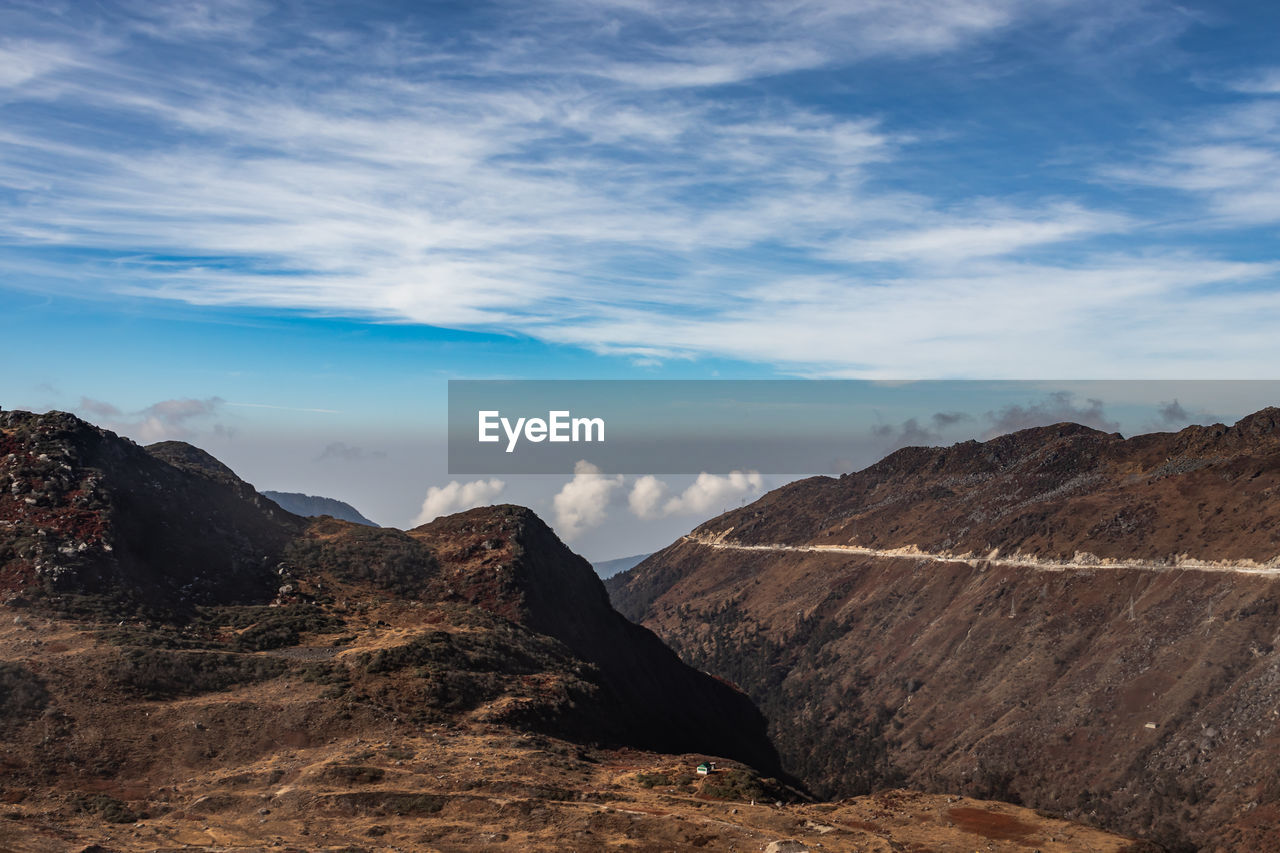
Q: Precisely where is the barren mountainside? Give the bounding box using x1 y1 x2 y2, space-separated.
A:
0 409 1155 851
690 408 1280 559
0 411 304 617
609 408 1280 852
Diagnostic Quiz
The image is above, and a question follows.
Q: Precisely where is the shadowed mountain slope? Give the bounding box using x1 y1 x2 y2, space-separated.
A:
0 411 303 617
412 506 781 773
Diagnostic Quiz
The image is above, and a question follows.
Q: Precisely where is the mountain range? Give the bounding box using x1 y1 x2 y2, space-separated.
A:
260 490 379 527
608 407 1280 852
0 408 1148 851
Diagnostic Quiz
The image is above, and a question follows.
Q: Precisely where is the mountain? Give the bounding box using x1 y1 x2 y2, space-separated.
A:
592 552 651 578
260 490 379 526
411 509 777 771
0 409 775 762
608 408 1280 852
2 409 887 850
1 411 303 618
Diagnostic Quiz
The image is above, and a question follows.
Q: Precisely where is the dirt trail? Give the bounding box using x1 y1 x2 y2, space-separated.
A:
683 534 1280 576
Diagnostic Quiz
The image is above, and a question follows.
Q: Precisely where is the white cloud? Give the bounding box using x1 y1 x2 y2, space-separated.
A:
830 205 1131 263
1 0 1271 378
628 474 668 520
134 397 225 442
412 478 506 526
74 395 227 442
1104 98 1280 227
1227 68 1280 95
536 255 1280 377
629 471 764 518
0 40 81 88
552 460 624 539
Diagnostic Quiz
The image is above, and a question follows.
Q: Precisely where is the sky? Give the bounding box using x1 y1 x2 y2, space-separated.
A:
2 0 1279 561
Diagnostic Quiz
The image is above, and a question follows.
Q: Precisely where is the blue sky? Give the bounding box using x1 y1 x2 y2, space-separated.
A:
2 0 1279 558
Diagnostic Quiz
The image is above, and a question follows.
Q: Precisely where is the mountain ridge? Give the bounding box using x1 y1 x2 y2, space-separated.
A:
261 489 379 526
608 406 1280 851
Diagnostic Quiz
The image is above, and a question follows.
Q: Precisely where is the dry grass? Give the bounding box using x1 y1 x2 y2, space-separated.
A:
0 607 1146 852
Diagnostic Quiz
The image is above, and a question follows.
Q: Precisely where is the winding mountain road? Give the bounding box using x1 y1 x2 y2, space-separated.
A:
682 534 1280 576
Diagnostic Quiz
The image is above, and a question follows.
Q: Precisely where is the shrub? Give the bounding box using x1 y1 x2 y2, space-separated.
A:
0 662 49 731
69 793 136 824
700 768 771 802
635 772 673 789
284 529 438 596
323 765 385 785
109 649 287 699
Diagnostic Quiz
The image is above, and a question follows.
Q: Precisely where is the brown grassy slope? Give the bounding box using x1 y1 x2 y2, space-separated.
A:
0 607 1149 853
607 408 1280 852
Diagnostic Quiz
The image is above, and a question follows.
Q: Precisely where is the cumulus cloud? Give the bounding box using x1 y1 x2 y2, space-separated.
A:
872 417 942 446
628 471 764 519
1141 398 1220 433
552 461 623 539
628 474 669 520
1156 399 1189 425
932 411 971 428
870 410 975 448
984 392 1119 437
412 478 506 526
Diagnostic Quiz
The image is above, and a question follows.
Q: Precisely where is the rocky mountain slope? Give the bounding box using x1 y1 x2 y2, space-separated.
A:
260 490 379 526
0 412 303 617
0 409 1151 851
609 408 1280 852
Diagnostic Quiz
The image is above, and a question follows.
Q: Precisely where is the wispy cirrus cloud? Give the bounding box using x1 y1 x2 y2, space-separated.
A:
1226 67 1280 96
0 0 1275 378
1104 97 1280 226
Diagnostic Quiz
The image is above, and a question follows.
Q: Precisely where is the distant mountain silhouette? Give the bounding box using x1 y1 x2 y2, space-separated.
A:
591 553 651 578
261 490 379 526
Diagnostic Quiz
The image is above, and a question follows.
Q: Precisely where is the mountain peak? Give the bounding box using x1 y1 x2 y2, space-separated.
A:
1 410 301 615
145 440 244 487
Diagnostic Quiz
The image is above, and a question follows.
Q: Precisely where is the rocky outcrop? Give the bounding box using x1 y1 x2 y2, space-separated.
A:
0 411 302 616
412 506 783 775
